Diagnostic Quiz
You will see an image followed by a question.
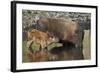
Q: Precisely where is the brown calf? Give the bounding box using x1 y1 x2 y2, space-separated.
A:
27 29 59 52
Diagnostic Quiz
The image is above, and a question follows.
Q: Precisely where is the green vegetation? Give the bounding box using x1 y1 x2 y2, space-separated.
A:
48 43 63 51
31 42 40 51
22 41 29 62
22 41 63 62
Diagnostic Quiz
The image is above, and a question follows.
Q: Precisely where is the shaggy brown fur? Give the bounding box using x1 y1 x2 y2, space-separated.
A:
37 17 83 45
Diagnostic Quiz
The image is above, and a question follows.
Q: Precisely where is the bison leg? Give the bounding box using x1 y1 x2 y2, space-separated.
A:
28 41 36 54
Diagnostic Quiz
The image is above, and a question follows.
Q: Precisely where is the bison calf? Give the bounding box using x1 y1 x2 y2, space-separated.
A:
27 29 59 53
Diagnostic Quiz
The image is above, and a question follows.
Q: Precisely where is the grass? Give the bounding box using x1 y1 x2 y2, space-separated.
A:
22 41 63 62
22 41 29 62
31 42 40 51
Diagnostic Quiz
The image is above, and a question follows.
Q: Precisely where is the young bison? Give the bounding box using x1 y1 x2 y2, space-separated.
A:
37 17 84 48
27 29 59 53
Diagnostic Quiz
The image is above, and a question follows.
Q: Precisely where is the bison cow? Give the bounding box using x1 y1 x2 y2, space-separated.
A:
37 17 84 59
37 17 84 47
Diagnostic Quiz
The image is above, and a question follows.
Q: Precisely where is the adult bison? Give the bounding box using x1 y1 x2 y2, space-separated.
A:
37 17 84 59
37 17 84 47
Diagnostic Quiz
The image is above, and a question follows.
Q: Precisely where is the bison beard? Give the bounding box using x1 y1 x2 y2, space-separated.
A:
37 17 84 59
